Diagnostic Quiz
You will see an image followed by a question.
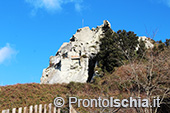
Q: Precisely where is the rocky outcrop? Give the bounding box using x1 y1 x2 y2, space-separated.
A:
40 20 111 84
138 36 154 49
40 20 154 84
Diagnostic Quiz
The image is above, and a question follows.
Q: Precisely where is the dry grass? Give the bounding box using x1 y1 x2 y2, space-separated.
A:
0 73 132 112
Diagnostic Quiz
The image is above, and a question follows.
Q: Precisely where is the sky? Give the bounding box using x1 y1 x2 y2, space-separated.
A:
0 0 170 86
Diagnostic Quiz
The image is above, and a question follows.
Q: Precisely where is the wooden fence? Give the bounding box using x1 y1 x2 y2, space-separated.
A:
1 103 77 113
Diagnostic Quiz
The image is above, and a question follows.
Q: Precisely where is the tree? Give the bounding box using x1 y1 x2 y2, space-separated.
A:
97 29 142 73
122 49 170 113
97 29 124 73
117 32 170 113
158 40 165 51
116 30 139 59
96 29 170 113
165 39 170 47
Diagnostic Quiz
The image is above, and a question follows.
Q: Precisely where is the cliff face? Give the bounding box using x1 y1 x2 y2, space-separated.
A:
40 20 111 84
40 20 154 84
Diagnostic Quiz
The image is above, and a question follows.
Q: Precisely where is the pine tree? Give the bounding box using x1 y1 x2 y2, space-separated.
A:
165 39 170 47
97 29 124 73
158 40 165 51
97 29 142 73
116 30 139 59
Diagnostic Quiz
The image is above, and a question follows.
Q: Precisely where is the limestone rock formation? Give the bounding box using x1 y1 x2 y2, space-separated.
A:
138 36 154 49
40 20 154 84
40 20 111 84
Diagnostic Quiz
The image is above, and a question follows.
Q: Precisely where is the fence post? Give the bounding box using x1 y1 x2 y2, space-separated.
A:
53 107 56 113
29 105 33 113
48 103 52 113
12 108 16 113
6 109 10 113
2 110 6 113
44 104 47 113
69 105 77 113
18 107 22 113
39 104 42 113
24 107 27 113
57 108 61 113
34 105 38 113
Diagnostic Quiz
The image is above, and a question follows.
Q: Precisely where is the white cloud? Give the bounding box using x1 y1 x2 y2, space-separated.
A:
43 0 62 10
152 0 170 7
0 43 18 64
26 0 83 14
164 0 170 7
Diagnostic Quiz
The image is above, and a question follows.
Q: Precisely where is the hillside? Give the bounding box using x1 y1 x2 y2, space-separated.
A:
1 24 170 112
0 74 133 112
1 53 170 112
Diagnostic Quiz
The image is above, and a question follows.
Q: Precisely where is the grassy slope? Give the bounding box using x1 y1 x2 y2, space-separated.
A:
0 73 130 112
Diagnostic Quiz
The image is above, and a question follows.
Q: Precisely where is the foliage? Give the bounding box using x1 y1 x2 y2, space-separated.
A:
165 38 170 47
97 29 143 73
158 40 165 51
153 39 170 53
97 29 122 73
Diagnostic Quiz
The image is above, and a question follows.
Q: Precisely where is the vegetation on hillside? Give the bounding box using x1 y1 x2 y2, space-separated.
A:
0 77 135 112
96 29 170 113
0 29 170 113
97 29 145 73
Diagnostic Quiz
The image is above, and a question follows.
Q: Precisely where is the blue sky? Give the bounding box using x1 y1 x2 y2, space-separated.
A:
0 0 170 86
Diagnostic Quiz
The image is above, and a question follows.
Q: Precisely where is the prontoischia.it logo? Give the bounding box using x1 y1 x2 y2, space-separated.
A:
54 97 160 108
